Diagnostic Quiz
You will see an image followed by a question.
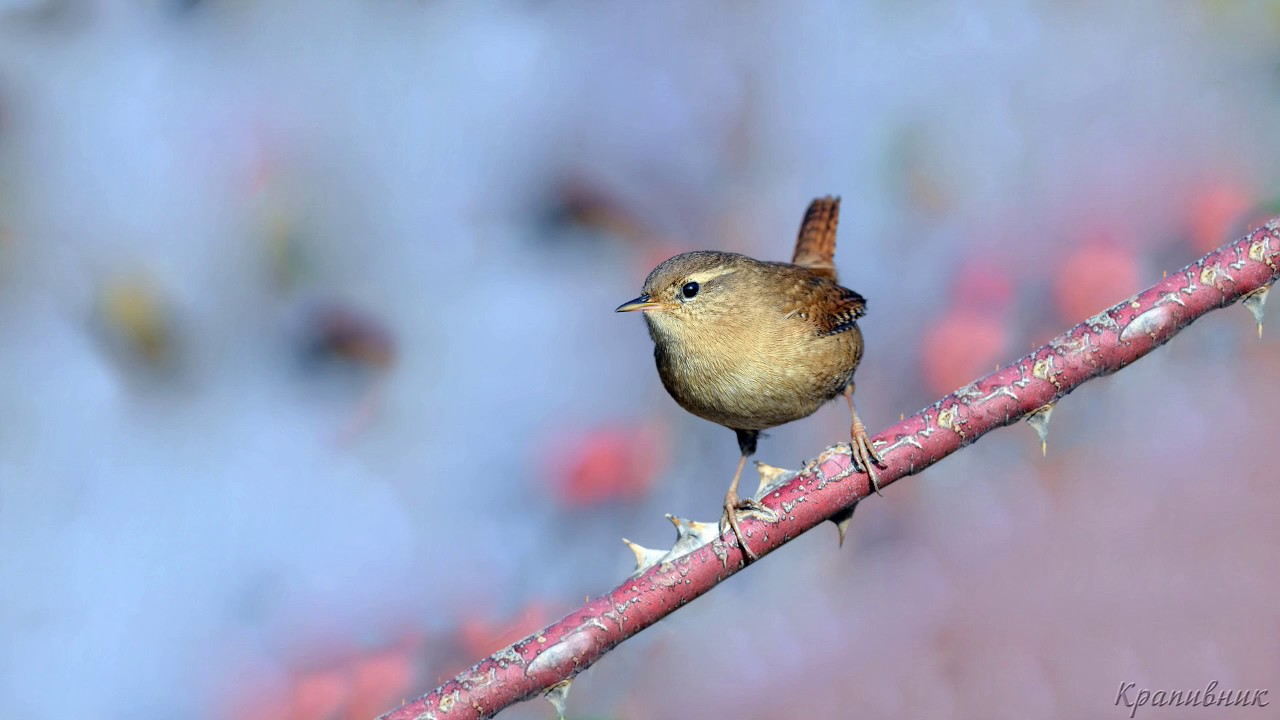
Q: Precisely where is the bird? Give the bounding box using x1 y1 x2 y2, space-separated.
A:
616 196 883 559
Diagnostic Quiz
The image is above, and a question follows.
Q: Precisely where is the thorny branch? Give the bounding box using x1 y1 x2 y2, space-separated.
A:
379 221 1280 720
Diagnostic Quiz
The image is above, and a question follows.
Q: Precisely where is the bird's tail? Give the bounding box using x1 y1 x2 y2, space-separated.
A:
792 196 840 281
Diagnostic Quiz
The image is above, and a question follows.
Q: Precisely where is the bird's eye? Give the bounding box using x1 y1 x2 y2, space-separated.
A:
681 281 700 299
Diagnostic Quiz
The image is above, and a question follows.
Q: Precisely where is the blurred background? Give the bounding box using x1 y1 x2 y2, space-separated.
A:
1 1 1278 719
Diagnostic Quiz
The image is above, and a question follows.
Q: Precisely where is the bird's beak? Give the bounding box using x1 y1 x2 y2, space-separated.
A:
615 294 661 313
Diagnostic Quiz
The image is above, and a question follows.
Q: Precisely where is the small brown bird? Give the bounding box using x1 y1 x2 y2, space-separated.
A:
616 196 884 559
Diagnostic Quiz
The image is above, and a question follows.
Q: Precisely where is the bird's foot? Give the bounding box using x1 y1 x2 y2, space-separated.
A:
849 424 887 496
719 491 770 561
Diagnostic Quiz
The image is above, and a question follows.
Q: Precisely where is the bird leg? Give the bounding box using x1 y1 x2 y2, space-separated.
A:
720 429 768 561
720 453 768 561
844 384 886 495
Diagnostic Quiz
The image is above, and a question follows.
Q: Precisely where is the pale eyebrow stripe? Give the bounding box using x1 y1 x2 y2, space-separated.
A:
687 268 738 284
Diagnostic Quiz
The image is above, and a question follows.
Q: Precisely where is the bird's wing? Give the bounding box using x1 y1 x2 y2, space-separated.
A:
791 196 840 281
811 284 866 335
781 275 867 336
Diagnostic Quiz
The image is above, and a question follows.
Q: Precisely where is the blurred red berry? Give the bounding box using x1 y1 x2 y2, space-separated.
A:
457 602 554 660
218 629 424 720
1189 185 1251 253
547 425 664 507
291 668 351 720
920 309 1008 395
952 260 1014 310
1053 243 1139 324
344 643 421 720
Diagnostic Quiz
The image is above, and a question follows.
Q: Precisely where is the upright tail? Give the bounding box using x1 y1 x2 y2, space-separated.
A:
791 196 840 281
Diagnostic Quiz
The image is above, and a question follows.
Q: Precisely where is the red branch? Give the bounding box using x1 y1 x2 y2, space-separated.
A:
380 222 1279 720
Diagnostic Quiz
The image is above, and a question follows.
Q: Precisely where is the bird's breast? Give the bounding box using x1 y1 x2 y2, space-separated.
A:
652 321 862 431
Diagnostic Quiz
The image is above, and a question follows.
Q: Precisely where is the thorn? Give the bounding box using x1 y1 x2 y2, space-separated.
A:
665 513 720 557
1162 270 1167 278
1243 284 1270 339
830 505 856 548
1025 403 1054 457
667 513 693 537
545 679 572 720
622 538 665 575
754 460 792 497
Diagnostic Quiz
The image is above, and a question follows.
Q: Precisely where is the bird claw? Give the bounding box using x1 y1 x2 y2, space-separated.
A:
848 429 887 496
720 495 770 561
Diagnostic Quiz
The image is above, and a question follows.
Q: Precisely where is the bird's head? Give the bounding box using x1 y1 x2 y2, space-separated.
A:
615 251 753 340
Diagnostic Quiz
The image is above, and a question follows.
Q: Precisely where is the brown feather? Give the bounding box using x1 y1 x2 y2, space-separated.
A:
791 196 840 281
779 269 867 336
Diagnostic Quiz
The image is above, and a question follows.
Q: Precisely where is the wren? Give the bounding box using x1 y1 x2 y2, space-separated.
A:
617 196 884 560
